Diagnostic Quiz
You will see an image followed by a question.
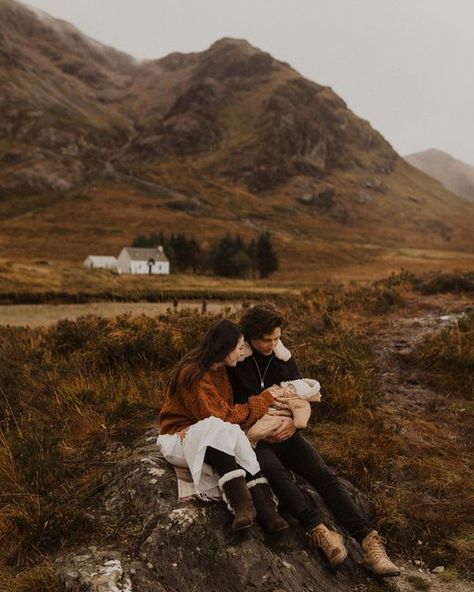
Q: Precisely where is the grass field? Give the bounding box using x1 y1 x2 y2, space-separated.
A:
0 271 473 591
0 300 244 327
1 244 474 305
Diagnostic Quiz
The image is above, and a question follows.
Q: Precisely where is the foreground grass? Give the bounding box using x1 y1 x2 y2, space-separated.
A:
0 274 473 588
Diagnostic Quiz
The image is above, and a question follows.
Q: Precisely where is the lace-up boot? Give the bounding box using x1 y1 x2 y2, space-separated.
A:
308 523 348 570
362 530 400 577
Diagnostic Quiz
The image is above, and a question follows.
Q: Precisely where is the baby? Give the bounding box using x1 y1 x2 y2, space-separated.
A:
246 378 321 446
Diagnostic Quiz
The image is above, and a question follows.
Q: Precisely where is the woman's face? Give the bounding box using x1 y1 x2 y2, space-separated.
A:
250 327 281 356
223 335 245 367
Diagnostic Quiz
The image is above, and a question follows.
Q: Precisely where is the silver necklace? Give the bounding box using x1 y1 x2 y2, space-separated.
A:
251 355 274 389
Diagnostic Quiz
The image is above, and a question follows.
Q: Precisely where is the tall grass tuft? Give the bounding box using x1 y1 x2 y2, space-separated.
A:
414 312 474 399
0 312 214 567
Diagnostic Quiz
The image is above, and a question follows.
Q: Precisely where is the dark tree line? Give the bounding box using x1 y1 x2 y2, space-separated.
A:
132 231 279 278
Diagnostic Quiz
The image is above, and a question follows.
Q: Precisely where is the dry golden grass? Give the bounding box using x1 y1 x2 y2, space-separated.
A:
0 273 473 589
414 312 474 399
1 158 474 287
0 562 60 592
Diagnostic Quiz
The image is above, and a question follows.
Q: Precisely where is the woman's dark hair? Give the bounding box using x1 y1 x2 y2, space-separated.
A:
168 319 242 392
239 303 286 340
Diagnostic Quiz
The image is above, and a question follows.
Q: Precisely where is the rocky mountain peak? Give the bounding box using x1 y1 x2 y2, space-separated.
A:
406 149 474 203
0 0 135 71
208 37 255 51
1 1 473 257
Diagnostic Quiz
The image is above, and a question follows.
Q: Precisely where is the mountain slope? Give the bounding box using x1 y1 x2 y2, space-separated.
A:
405 148 474 203
0 0 473 280
125 38 396 192
0 0 135 196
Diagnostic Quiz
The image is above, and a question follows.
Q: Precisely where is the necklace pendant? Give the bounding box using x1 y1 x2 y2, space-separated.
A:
261 380 264 388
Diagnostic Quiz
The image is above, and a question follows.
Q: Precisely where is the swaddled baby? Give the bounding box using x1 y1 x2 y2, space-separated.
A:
246 378 322 446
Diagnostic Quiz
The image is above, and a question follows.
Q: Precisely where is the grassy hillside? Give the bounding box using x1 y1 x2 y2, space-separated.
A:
0 2 473 281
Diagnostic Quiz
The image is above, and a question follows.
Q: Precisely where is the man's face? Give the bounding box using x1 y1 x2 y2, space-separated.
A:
250 327 282 356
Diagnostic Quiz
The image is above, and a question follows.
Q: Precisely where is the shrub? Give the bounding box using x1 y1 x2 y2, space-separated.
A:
417 272 474 295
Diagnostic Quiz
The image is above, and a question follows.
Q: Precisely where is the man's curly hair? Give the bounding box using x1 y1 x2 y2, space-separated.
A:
239 303 286 340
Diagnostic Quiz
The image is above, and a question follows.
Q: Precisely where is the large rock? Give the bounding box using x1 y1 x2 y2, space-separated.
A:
56 429 379 592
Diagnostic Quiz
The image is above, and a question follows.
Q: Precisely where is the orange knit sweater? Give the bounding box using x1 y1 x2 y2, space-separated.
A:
159 364 274 435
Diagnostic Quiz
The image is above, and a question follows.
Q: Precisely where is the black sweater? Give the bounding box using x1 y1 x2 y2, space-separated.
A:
228 348 301 404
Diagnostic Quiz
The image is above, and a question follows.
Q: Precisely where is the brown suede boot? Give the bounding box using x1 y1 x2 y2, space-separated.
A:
308 523 348 570
247 477 289 533
361 530 400 577
218 469 256 531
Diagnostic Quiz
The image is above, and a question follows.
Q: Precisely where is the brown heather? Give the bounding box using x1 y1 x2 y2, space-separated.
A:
414 312 474 400
0 273 473 588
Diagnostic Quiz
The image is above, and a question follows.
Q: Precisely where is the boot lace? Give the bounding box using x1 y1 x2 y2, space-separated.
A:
366 532 389 560
314 529 335 555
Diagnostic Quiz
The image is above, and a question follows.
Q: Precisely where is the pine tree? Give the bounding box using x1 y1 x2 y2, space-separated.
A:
209 234 252 278
132 233 149 247
246 238 258 278
255 231 279 279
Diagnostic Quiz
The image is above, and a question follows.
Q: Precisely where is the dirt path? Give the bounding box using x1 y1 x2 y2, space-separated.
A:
368 299 473 432
364 298 474 591
372 311 463 413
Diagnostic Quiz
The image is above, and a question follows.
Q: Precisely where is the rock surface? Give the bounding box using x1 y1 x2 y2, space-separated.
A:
56 430 380 592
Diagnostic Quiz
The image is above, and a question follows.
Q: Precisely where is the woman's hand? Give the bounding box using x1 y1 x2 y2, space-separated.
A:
266 417 296 442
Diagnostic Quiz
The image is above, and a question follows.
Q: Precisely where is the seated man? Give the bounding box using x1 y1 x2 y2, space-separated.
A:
227 303 400 577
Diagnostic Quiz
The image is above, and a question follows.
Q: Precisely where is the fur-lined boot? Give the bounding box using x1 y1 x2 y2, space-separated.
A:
218 469 256 531
248 477 289 533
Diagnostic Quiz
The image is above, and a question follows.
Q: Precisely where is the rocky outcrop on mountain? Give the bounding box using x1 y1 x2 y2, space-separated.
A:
225 77 397 192
55 429 378 592
0 0 473 260
126 37 398 191
0 0 135 192
133 78 230 158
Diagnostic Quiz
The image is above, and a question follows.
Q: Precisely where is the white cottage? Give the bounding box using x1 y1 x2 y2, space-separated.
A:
83 255 118 271
116 246 169 275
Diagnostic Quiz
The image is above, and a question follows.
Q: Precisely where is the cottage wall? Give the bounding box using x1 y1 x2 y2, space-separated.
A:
114 249 170 275
117 250 131 274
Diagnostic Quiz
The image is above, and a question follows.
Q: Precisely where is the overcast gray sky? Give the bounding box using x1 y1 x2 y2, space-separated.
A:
25 0 474 164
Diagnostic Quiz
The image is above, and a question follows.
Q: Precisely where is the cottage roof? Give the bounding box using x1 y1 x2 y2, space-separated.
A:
123 247 169 262
85 256 117 263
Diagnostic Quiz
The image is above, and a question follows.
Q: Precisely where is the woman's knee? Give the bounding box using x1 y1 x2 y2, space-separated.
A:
199 416 245 435
198 416 228 429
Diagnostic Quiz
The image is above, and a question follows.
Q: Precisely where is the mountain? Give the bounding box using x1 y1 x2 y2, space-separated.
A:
405 149 474 203
0 0 473 280
0 0 135 192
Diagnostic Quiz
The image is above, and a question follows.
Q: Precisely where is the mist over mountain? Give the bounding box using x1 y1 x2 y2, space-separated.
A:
0 0 473 272
405 149 474 204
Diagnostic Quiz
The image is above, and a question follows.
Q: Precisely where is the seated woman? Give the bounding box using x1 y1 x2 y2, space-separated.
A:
227 303 400 577
158 319 288 533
